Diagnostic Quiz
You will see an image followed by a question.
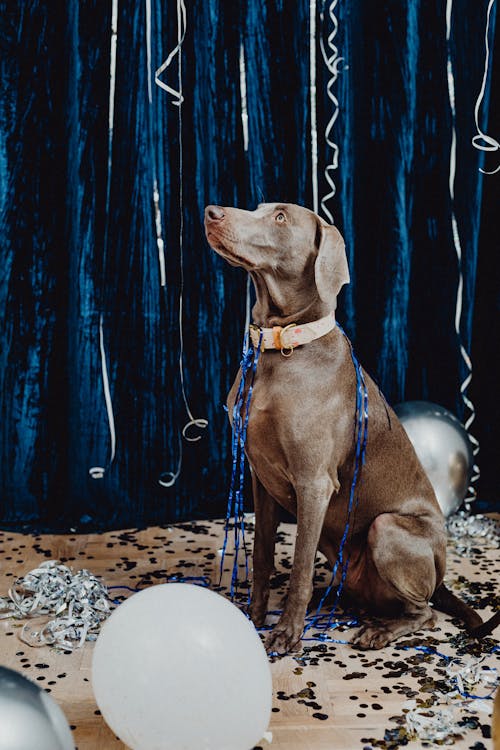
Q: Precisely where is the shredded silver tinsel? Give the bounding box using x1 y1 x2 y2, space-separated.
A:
446 510 499 552
446 656 498 697
403 657 498 745
0 560 111 650
405 707 460 744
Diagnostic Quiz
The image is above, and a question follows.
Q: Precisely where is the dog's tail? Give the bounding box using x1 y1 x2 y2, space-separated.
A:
431 583 499 638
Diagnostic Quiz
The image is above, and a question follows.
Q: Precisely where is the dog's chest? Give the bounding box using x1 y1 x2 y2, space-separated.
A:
228 367 317 507
227 372 293 491
246 393 292 491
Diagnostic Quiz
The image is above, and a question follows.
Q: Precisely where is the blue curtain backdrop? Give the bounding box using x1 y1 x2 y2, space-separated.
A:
0 1 498 530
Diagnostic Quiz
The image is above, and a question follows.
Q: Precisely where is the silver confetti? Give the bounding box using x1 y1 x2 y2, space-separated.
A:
405 706 460 744
404 651 499 744
446 510 499 553
0 560 111 651
446 656 498 696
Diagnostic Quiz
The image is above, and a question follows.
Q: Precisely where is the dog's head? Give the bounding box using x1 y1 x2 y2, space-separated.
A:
204 202 349 304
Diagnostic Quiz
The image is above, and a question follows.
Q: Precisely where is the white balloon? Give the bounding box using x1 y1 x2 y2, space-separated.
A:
92 583 272 750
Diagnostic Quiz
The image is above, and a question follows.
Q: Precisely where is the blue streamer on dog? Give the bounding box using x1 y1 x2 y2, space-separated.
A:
222 323 368 645
303 323 368 635
219 332 263 602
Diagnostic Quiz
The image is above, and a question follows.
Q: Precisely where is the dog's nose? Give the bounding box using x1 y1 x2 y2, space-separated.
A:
205 205 225 222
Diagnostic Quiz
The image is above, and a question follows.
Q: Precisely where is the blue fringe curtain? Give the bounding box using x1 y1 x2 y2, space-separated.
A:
0 1 497 529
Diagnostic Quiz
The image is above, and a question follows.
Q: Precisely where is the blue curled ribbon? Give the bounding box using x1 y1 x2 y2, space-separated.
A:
219 332 264 603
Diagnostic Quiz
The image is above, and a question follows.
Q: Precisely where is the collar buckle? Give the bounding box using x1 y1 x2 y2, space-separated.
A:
276 323 297 357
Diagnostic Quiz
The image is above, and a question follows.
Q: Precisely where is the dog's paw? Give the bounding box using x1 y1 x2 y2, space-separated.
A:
249 601 267 629
266 622 303 655
351 624 393 650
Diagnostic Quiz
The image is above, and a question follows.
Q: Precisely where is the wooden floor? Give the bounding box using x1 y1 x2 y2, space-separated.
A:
0 516 498 750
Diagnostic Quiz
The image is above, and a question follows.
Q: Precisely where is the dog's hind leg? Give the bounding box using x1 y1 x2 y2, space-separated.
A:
352 509 446 649
249 472 281 627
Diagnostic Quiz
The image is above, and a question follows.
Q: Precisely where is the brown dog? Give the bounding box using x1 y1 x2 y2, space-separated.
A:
205 202 493 653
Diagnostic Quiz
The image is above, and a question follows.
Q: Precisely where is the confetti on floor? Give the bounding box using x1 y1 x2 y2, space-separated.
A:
0 515 498 750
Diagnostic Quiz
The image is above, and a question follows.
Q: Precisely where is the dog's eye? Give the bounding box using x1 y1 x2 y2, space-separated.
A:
275 212 286 224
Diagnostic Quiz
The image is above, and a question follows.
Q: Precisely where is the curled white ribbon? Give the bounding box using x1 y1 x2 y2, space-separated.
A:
472 0 499 174
90 0 119 480
154 0 186 106
319 0 344 224
158 432 183 487
446 0 480 503
310 0 319 213
155 0 208 487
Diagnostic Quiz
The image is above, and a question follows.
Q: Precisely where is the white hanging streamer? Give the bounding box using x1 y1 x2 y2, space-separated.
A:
155 0 207 490
319 0 344 224
89 314 117 479
472 0 500 174
175 3 208 443
108 0 119 141
153 178 167 287
146 0 167 288
154 0 186 106
239 41 252 344
145 0 153 105
239 42 250 153
158 432 183 488
446 0 480 503
89 0 119 480
310 0 319 214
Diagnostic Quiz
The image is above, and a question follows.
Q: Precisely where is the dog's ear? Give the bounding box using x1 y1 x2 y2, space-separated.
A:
314 220 350 304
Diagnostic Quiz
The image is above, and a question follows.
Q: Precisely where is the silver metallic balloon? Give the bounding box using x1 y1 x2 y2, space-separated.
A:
394 401 474 517
0 666 74 750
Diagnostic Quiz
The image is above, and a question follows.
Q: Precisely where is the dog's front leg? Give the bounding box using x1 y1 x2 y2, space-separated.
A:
249 471 281 627
267 477 334 654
